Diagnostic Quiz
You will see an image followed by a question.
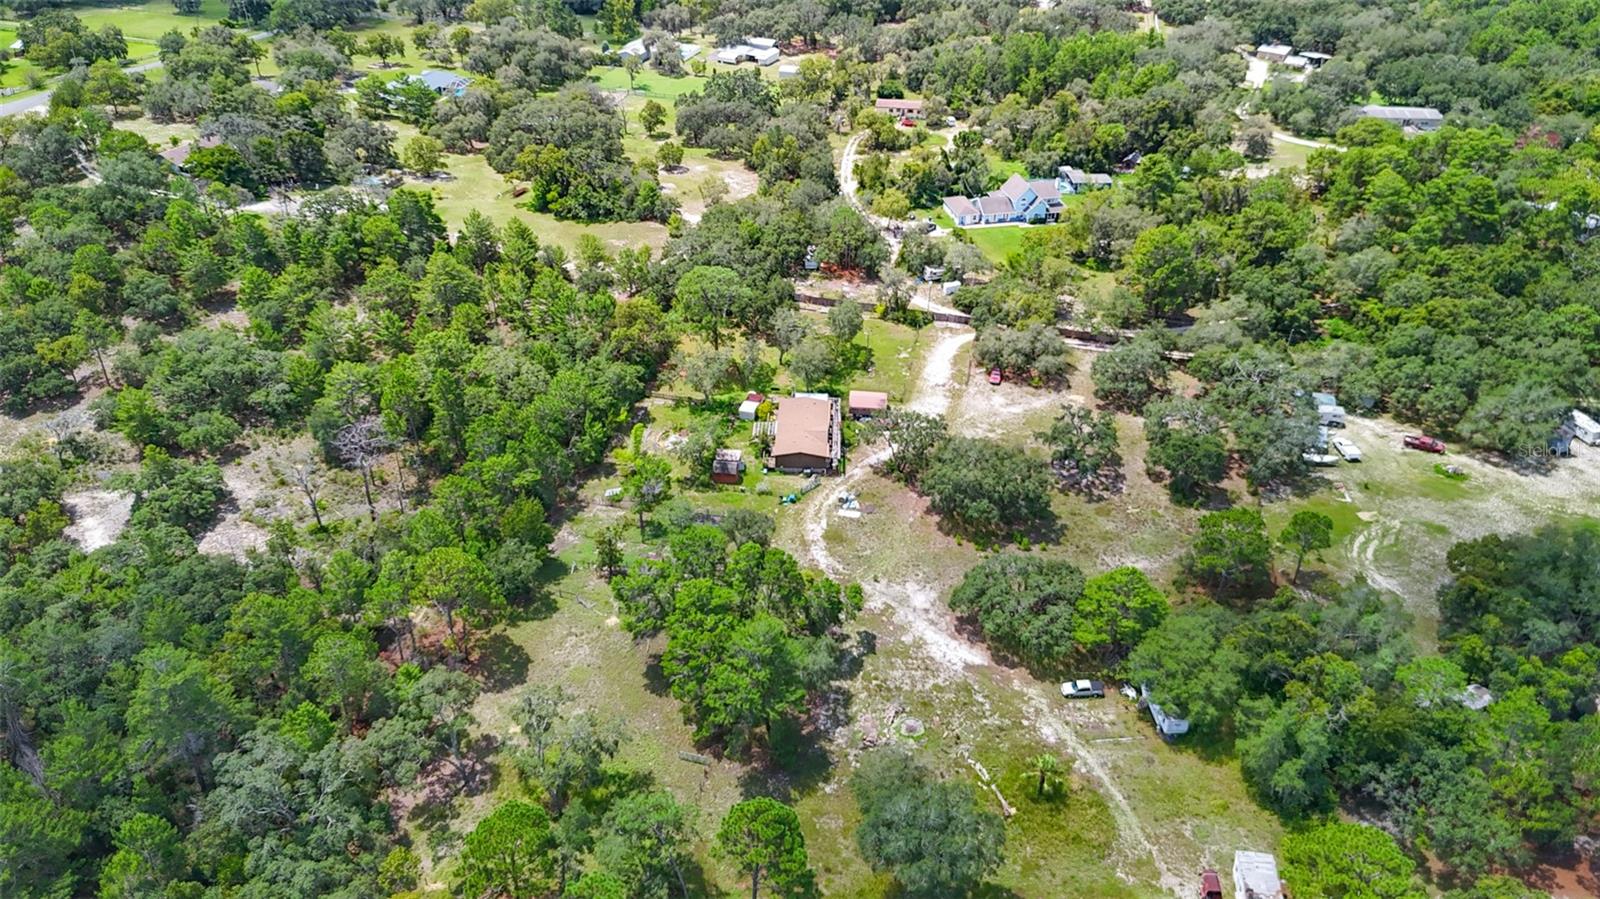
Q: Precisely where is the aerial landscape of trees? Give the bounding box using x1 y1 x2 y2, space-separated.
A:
1 0 1599 894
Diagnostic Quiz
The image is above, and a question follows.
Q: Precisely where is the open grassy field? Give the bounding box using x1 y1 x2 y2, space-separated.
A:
0 26 47 90
589 63 707 100
76 0 228 44
1267 135 1316 171
1258 414 1600 643
386 122 671 252
115 114 197 147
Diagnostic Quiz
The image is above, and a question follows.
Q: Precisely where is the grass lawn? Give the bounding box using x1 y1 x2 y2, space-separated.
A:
0 27 47 90
339 17 469 79
387 121 670 252
116 114 197 147
984 149 1028 181
665 312 932 410
589 63 707 100
77 0 229 42
1267 136 1315 171
960 223 1029 263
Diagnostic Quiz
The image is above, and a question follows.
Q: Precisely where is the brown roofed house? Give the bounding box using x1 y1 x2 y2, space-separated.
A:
874 98 924 118
772 395 842 472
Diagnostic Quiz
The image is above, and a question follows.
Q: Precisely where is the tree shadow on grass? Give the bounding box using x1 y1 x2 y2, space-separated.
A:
403 734 503 855
475 632 531 691
642 652 672 698
736 679 854 803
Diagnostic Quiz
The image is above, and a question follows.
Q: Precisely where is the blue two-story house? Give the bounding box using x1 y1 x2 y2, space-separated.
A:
943 167 1110 227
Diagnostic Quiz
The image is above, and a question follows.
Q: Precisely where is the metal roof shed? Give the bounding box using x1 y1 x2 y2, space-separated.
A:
1232 851 1285 899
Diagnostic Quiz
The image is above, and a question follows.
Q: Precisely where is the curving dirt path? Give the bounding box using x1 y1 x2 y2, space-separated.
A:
905 326 974 417
799 324 1188 895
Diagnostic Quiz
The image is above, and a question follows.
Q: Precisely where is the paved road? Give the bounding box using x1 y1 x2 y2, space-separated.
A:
0 30 270 118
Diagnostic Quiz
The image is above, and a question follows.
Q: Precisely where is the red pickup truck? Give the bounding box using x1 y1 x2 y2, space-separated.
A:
1403 434 1446 454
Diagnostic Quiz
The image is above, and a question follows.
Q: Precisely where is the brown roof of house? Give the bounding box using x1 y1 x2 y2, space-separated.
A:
848 390 889 411
772 395 837 460
875 98 923 111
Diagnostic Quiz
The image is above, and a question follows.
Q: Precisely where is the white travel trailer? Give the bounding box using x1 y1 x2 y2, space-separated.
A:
1570 410 1600 446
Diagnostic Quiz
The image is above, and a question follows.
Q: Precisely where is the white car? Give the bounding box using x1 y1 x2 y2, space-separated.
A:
1331 436 1362 462
1060 679 1105 699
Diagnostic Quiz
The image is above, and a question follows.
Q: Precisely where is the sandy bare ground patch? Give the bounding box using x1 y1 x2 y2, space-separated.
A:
198 299 249 330
665 157 758 224
950 376 1062 441
903 326 973 417
197 458 271 559
1309 415 1600 624
63 488 133 551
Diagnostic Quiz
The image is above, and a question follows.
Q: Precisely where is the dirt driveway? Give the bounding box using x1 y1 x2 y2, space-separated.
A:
795 324 1195 895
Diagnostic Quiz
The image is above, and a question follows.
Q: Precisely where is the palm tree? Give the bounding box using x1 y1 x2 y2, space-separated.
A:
1031 753 1062 798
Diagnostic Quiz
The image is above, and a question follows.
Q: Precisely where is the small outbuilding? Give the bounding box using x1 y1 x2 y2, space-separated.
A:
737 392 764 421
848 390 889 419
1256 43 1293 62
1232 851 1287 899
1459 683 1494 711
711 448 745 484
778 63 799 79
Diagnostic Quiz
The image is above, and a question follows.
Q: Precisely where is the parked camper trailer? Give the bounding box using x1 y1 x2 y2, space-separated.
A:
1312 391 1346 427
1570 410 1600 446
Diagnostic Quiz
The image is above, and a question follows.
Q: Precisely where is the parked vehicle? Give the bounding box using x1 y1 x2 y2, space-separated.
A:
1200 869 1224 899
900 117 916 127
1060 679 1105 699
1331 436 1362 462
988 368 1003 385
1302 452 1340 466
1312 391 1346 427
1570 410 1600 445
1403 434 1446 453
